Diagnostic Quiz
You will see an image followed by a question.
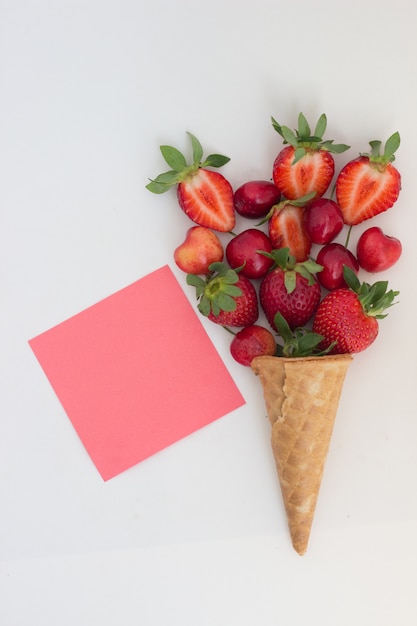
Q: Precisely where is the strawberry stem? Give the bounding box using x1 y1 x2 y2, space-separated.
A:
360 132 401 166
186 262 242 317
344 225 353 248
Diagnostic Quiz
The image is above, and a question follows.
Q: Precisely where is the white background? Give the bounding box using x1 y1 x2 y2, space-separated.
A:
1 1 417 624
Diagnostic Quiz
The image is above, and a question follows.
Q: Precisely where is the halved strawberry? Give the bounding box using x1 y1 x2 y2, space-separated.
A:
335 133 401 225
265 195 314 262
146 132 235 232
271 112 350 200
186 262 258 327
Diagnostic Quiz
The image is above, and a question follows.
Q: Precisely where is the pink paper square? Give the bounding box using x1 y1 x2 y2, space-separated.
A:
29 265 245 480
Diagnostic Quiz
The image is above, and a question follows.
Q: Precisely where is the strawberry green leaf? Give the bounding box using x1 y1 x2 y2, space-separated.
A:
197 296 211 317
298 112 311 138
292 146 307 164
343 265 361 292
186 273 206 300
369 140 382 158
203 154 230 168
368 280 389 302
295 261 323 285
286 191 317 206
186 274 206 289
273 312 293 344
272 112 350 155
216 293 237 312
145 170 180 193
314 113 327 139
264 247 292 270
300 259 323 275
221 284 242 297
208 262 239 283
187 132 204 164
160 145 187 172
323 142 351 154
296 331 326 356
273 312 333 357
280 125 299 147
364 132 400 165
284 270 297 294
384 131 400 161
271 116 283 135
145 180 169 194
342 266 400 318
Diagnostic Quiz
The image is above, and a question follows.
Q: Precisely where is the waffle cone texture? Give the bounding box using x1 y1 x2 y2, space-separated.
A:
251 354 352 555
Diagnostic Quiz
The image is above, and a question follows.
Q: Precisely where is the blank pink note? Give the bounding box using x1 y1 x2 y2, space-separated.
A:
29 265 245 480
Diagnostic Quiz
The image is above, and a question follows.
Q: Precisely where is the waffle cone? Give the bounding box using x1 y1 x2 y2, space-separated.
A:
251 354 352 555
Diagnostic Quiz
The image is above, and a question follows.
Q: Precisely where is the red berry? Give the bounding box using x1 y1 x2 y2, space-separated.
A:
174 226 224 274
316 243 359 290
356 226 402 273
230 325 276 366
233 180 281 219
303 198 344 244
226 228 273 279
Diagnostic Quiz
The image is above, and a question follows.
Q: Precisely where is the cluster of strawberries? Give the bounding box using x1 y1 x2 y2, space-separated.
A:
147 113 401 366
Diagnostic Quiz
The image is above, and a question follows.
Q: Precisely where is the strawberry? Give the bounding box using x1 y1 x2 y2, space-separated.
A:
266 194 314 262
312 267 399 354
271 112 350 200
146 132 235 232
186 262 258 327
335 133 401 225
259 248 322 331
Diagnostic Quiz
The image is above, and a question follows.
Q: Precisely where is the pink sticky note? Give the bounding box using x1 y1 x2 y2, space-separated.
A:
29 265 245 480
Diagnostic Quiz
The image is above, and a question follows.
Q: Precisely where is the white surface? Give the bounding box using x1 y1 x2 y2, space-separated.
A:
1 1 417 624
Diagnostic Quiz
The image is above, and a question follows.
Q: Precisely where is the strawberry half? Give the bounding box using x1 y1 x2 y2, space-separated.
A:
312 266 399 354
335 133 401 225
259 248 322 331
271 112 350 200
265 194 314 262
146 132 235 232
186 262 258 327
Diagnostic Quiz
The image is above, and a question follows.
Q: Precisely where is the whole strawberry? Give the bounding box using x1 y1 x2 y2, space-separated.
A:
187 262 258 327
335 133 401 225
146 132 235 232
271 112 350 200
313 267 399 354
259 248 322 331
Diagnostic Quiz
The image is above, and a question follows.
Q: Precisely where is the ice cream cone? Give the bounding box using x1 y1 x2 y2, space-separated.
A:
251 354 352 555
